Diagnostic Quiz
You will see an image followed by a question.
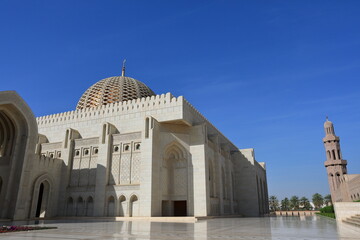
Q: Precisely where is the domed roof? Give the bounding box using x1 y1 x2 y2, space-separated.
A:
324 117 333 128
76 76 155 110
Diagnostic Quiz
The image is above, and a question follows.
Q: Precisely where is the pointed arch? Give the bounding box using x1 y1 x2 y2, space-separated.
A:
161 141 188 216
86 196 93 216
129 194 139 217
107 196 115 217
76 196 84 216
30 174 54 219
118 195 126 216
0 91 38 219
164 141 187 160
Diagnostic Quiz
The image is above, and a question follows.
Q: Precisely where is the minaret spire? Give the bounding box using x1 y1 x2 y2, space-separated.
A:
121 59 126 77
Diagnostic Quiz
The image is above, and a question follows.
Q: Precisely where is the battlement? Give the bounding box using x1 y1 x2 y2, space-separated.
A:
36 92 182 126
34 154 63 169
36 92 241 153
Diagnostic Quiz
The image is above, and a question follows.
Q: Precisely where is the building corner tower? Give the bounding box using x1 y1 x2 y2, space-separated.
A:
323 118 348 201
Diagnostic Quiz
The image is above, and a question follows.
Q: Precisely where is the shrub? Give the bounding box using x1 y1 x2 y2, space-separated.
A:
319 205 334 213
316 212 336 219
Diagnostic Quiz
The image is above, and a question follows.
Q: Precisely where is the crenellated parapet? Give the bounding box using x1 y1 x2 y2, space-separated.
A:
36 92 181 126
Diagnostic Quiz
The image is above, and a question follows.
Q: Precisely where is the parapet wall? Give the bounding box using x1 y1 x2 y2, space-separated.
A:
36 93 182 126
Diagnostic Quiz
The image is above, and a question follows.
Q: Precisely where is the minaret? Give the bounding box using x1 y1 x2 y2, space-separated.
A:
323 118 347 200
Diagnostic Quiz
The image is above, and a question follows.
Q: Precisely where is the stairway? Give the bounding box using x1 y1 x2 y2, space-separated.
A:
343 214 360 227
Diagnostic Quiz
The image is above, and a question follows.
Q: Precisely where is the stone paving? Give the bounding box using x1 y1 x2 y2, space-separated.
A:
0 216 359 240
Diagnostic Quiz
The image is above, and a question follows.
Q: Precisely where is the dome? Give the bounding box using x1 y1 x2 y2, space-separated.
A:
324 118 333 128
76 76 155 110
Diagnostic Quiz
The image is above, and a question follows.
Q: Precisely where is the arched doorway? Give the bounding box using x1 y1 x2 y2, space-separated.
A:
0 92 38 219
107 196 115 217
129 195 139 217
34 181 50 218
118 195 126 216
86 196 93 216
76 197 84 216
161 143 188 216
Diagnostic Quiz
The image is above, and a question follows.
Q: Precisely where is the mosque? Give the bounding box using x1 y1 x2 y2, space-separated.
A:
0 64 269 220
323 119 360 202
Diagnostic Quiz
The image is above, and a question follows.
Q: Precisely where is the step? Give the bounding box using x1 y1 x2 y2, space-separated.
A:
343 219 360 227
348 217 360 223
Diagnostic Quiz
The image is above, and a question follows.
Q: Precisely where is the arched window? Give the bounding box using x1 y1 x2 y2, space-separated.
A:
337 150 341 159
332 150 336 160
327 151 331 159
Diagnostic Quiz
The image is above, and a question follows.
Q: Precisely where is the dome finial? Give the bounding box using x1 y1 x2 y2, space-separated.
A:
326 116 329 121
122 59 126 77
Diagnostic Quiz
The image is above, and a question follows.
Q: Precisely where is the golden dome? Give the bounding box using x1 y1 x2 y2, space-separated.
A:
76 76 155 110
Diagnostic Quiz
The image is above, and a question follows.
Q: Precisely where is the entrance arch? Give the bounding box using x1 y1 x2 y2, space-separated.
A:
161 142 188 216
34 181 50 218
30 175 53 219
0 91 38 219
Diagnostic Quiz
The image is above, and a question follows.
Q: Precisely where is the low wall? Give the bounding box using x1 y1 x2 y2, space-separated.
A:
275 211 319 216
334 202 360 222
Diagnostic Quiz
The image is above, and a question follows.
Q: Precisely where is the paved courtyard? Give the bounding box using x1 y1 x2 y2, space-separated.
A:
0 216 359 240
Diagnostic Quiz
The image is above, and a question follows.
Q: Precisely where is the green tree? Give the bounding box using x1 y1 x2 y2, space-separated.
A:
290 196 300 210
281 197 290 211
324 194 332 206
312 193 324 210
269 196 279 212
300 197 312 210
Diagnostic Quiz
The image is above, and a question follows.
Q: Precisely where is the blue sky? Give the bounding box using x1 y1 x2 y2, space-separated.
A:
1 0 360 201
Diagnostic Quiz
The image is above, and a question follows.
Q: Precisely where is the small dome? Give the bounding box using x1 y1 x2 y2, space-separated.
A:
324 119 333 128
76 76 155 110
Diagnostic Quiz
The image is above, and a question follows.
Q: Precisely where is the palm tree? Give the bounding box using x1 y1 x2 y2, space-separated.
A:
300 197 312 210
312 193 324 210
269 196 279 212
324 194 332 206
281 197 290 211
290 196 300 210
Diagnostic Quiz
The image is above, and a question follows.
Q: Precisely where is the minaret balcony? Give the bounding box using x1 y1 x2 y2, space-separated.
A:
324 159 347 167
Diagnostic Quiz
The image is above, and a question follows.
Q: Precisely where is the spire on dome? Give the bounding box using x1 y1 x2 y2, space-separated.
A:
122 59 126 77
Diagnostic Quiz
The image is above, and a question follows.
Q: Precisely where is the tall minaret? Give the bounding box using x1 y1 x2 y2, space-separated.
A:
323 118 347 200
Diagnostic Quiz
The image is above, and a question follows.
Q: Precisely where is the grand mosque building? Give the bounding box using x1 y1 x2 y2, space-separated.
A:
0 66 269 220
